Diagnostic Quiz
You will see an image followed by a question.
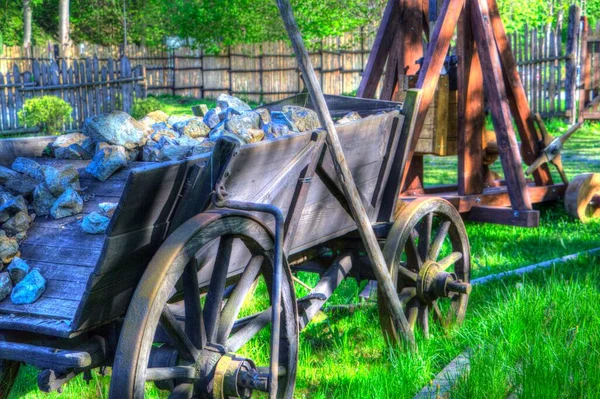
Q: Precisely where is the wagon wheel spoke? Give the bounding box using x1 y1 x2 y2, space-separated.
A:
418 304 429 339
417 213 433 261
406 230 423 270
406 299 419 332
183 258 205 350
428 221 451 261
160 306 199 362
438 252 463 271
398 287 417 305
432 301 448 329
203 235 234 343
217 255 264 343
167 382 194 399
226 308 272 352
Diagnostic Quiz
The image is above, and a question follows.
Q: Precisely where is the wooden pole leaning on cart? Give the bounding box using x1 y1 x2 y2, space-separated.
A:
275 0 414 345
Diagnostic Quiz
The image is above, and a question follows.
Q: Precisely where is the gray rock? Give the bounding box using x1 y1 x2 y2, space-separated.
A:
0 196 28 223
282 105 321 132
142 142 162 162
208 121 227 141
0 273 12 301
81 212 111 235
192 141 216 155
217 94 251 113
14 231 27 244
0 166 38 198
86 145 128 181
220 108 242 121
138 116 157 129
203 108 222 129
167 115 192 127
336 111 361 124
151 129 179 142
159 145 193 161
176 136 203 147
11 269 46 304
270 112 298 132
146 110 169 124
237 128 265 144
84 111 148 150
0 230 19 265
175 118 210 139
11 158 44 181
151 122 170 132
226 111 261 136
32 184 57 216
51 133 94 160
50 188 83 220
7 257 29 284
192 104 209 117
3 211 31 236
126 148 140 162
99 202 118 217
254 108 271 127
44 165 80 197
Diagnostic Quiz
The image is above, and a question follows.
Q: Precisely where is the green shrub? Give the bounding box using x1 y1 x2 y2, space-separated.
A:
18 96 73 135
130 96 166 119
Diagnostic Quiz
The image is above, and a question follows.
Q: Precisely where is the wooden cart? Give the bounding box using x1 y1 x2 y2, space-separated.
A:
0 94 471 398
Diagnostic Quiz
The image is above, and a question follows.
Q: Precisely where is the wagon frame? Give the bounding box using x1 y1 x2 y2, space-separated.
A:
0 90 471 398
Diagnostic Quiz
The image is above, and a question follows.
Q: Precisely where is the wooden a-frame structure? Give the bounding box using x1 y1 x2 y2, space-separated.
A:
358 0 566 227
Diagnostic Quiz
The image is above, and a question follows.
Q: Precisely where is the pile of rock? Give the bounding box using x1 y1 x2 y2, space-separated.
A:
0 257 45 305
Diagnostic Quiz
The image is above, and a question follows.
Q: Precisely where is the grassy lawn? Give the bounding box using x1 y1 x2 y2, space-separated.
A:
7 97 600 398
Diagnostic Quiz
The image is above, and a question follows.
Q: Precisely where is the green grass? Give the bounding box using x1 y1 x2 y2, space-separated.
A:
7 98 600 398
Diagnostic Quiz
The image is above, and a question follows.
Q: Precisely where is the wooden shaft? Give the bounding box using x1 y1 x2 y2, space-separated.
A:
276 0 412 341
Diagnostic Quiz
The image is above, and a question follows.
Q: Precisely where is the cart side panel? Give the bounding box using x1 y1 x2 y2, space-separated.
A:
0 136 55 166
71 149 232 333
219 111 403 254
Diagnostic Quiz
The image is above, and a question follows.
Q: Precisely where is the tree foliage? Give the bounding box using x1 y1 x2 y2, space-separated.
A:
0 0 599 50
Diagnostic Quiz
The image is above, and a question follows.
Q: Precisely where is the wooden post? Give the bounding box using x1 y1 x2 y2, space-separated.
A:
486 0 553 186
578 16 589 123
276 0 413 352
457 0 484 195
471 0 532 210
400 0 465 192
357 0 401 98
565 5 582 124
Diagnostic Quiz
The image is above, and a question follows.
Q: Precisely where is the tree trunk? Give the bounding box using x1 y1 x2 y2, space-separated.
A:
58 0 70 57
23 0 32 56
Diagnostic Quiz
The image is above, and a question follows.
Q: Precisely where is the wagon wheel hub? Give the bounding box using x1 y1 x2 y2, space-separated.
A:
416 260 471 304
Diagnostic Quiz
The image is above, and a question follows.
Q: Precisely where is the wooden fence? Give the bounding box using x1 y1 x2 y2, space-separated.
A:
578 18 600 120
0 8 594 133
0 56 145 134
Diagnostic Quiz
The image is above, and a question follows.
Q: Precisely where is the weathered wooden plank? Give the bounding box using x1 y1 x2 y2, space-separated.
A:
457 1 484 196
20 244 100 267
0 72 7 130
0 136 56 166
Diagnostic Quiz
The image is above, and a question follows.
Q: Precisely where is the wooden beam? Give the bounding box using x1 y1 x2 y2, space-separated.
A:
357 0 401 98
470 0 532 210
466 206 539 227
401 0 425 75
486 0 553 186
401 183 565 214
380 28 404 100
457 0 484 196
400 0 465 192
578 16 590 123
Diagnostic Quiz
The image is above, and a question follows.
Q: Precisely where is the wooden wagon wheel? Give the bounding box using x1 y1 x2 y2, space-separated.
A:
110 210 298 399
0 360 20 399
564 173 600 223
378 198 471 342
